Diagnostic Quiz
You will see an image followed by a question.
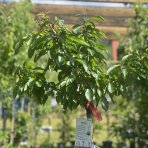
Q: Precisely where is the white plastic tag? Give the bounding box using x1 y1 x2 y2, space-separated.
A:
75 118 93 147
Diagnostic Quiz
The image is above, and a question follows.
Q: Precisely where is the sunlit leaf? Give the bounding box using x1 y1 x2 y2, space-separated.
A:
107 65 120 74
91 16 104 22
108 83 115 93
69 36 89 46
85 89 93 101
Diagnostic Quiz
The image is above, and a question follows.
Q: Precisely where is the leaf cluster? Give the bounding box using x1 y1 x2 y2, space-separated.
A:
15 15 112 110
15 11 148 113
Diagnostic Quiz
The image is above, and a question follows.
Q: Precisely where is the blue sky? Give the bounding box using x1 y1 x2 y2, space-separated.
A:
32 0 125 7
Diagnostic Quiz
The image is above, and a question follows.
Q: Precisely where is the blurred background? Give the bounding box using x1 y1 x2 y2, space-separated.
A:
0 0 148 148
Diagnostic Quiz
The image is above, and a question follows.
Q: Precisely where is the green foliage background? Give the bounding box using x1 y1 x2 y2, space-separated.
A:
0 1 148 147
0 0 34 146
111 4 148 147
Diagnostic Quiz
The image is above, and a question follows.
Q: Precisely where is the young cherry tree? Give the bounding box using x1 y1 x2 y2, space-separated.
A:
14 15 113 118
15 13 148 116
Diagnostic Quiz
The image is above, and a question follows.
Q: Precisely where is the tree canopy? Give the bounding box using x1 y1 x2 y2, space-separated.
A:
14 11 148 114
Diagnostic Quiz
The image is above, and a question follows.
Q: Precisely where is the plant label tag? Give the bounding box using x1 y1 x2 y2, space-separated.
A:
75 118 93 148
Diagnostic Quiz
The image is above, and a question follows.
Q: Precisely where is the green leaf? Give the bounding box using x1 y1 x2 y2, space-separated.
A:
33 86 44 103
122 54 133 62
108 83 115 93
91 71 98 79
55 17 64 26
102 99 109 111
85 89 93 101
36 81 42 87
91 16 104 22
107 64 120 74
24 83 28 91
97 89 102 97
59 80 67 87
34 50 46 62
66 75 76 86
15 40 24 54
72 24 82 34
54 16 59 22
58 55 64 64
13 85 19 98
85 22 95 29
69 36 89 46
27 78 35 87
99 31 106 38
58 72 66 81
95 44 106 51
76 59 90 72
87 48 95 56
28 45 35 58
59 19 64 27
41 95 48 105
15 36 30 53
28 34 37 58
122 68 128 77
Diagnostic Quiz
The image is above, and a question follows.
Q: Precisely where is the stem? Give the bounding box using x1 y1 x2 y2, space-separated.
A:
2 116 7 131
0 98 2 120
32 99 36 147
10 99 15 146
106 111 110 141
21 96 25 111
27 98 31 115
86 108 92 119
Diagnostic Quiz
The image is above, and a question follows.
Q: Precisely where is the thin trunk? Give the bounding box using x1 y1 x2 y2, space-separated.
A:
1 102 7 132
2 115 7 147
21 96 25 111
2 116 7 131
10 99 15 146
0 99 2 120
27 98 31 115
106 111 110 141
27 98 32 147
86 108 92 119
134 113 138 148
47 116 51 140
32 99 37 147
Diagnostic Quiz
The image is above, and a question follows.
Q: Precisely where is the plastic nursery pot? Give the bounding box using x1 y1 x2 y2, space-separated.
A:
102 141 112 148
57 142 66 148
